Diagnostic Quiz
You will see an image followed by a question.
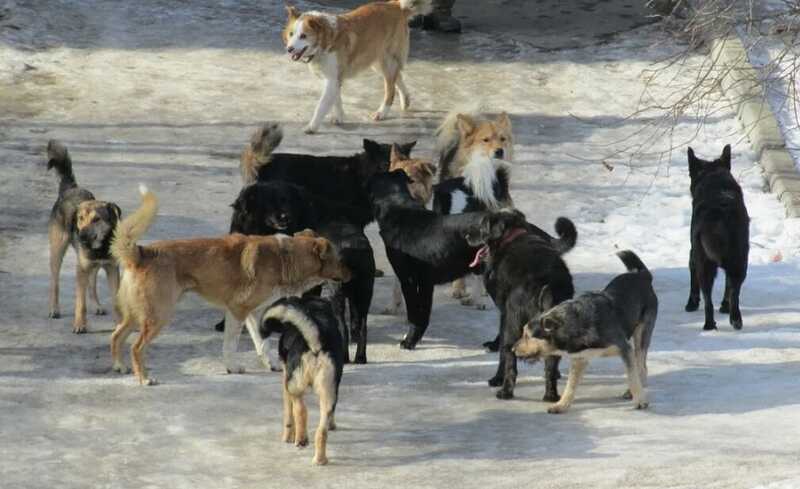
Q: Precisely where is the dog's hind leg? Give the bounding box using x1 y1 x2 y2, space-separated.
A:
396 73 410 111
87 267 105 315
104 264 121 320
547 358 587 414
223 310 247 374
621 347 648 409
72 261 91 333
450 277 468 300
330 90 344 125
543 356 562 402
685 249 700 312
330 291 350 364
48 222 70 319
111 315 136 374
372 58 399 121
698 257 718 331
130 318 161 385
281 372 295 443
719 275 731 314
726 269 746 330
293 396 309 447
312 371 337 465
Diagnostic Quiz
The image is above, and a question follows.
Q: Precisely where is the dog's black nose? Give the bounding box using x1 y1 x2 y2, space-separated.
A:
287 46 294 53
494 148 504 159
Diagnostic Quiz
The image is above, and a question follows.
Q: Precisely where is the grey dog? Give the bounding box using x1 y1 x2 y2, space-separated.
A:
513 250 657 414
47 140 121 333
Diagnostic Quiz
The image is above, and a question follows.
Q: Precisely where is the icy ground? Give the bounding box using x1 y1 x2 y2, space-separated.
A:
2 1 800 488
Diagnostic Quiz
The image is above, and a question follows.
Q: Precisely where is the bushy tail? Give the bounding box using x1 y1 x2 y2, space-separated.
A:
616 250 652 281
260 302 322 354
46 140 77 192
398 0 433 16
553 217 577 254
240 123 284 185
111 185 158 268
434 110 465 179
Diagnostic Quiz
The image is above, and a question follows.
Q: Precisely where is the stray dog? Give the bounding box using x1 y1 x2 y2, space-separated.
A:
464 209 576 401
223 181 375 364
261 296 344 466
239 123 415 210
435 111 514 179
109 186 351 385
684 145 749 330
369 169 488 349
46 140 122 333
434 154 512 306
283 0 433 133
513 250 658 413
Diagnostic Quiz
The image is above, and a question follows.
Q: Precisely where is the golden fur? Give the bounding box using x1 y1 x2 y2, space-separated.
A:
388 143 436 204
239 123 283 185
436 111 514 179
109 187 351 385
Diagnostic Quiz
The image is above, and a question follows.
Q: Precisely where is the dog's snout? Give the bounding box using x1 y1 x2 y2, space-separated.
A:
494 148 504 159
287 46 294 53
279 212 288 221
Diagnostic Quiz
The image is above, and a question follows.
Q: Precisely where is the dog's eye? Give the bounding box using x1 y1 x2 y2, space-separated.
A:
299 33 306 39
500 137 506 142
289 31 294 36
483 138 490 143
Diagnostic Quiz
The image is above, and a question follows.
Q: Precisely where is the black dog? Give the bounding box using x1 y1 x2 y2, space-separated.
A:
260 296 344 466
219 181 375 364
369 170 488 349
684 145 749 330
465 209 576 401
240 123 416 210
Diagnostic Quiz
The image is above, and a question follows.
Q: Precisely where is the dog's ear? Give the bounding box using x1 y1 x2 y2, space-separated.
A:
362 139 382 157
537 285 554 312
488 214 505 241
456 114 476 137
496 112 512 131
419 161 437 177
313 238 331 260
720 144 732 170
108 203 122 220
294 228 316 238
390 143 407 164
541 316 560 335
687 147 700 179
398 140 417 157
285 5 300 20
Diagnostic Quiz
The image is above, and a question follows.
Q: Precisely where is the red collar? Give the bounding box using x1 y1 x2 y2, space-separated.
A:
470 227 527 268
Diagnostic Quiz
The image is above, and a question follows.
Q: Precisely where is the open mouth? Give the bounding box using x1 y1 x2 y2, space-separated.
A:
290 46 308 62
469 244 489 268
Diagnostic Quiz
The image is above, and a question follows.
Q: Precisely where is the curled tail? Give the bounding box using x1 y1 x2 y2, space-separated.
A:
434 110 464 179
260 302 322 354
398 0 433 16
111 185 158 268
553 217 577 254
240 123 284 185
616 250 652 281
46 140 77 192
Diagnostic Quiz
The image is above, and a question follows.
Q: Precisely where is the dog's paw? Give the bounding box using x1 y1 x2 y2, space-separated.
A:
94 307 107 316
112 363 130 374
473 301 488 311
702 322 717 331
495 389 514 400
634 401 649 410
684 298 700 312
731 318 743 330
313 455 329 466
719 302 730 314
214 320 225 332
353 354 367 365
370 111 387 121
451 288 469 300
483 339 500 352
329 115 343 125
621 389 633 400
459 297 475 307
542 392 561 403
226 366 246 374
282 428 295 443
303 124 318 134
295 437 309 448
328 419 337 431
72 324 87 334
547 403 568 414
487 376 503 387
141 377 159 386
374 268 385 278
399 337 416 350
48 310 61 319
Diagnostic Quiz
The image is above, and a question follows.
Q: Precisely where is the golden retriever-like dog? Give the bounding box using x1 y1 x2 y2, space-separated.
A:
435 111 514 179
109 186 351 385
283 0 432 134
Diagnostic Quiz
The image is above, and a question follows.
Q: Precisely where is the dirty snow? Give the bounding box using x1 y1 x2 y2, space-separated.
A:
2 1 800 488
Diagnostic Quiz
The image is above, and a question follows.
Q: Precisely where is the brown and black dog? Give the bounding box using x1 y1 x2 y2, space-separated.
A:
110 186 351 385
46 140 121 333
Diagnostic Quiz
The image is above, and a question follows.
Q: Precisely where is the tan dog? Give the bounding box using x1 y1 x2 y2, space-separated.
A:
46 140 122 333
436 111 514 179
283 0 432 134
109 186 351 385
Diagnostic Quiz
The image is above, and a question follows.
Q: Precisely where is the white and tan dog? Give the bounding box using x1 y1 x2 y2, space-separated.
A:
283 0 432 134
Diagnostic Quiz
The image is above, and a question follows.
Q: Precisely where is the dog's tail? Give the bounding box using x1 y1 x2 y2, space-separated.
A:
46 140 77 192
616 250 652 281
260 302 322 354
397 0 433 16
240 123 284 186
434 110 465 179
111 184 158 268
553 217 577 254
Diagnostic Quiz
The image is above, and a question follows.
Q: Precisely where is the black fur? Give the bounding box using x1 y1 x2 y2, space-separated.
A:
684 145 749 331
432 164 512 215
464 209 575 401
369 170 488 349
221 182 375 364
254 139 416 210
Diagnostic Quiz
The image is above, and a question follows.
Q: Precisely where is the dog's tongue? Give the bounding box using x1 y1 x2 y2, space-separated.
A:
470 245 489 268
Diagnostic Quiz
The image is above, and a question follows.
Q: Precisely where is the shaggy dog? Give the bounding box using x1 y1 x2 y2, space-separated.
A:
684 145 749 330
46 140 122 333
464 209 576 401
239 123 415 209
261 296 344 466
223 181 375 364
435 111 514 180
514 251 657 413
282 0 433 133
109 186 351 385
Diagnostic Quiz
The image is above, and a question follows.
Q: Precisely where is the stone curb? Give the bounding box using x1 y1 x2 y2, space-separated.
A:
711 36 800 217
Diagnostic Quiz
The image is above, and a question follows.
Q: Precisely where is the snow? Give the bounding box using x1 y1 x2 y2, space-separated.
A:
2 1 800 488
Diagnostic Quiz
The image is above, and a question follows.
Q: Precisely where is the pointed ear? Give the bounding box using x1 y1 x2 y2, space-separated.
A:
363 139 381 156
421 162 437 177
537 285 554 311
398 140 417 157
390 143 405 164
314 238 331 260
721 144 732 169
285 5 300 20
687 147 700 179
456 114 476 137
109 203 122 220
541 316 560 335
488 215 505 241
496 112 511 131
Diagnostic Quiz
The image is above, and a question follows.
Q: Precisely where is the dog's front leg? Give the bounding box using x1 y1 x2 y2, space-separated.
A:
244 313 280 372
305 79 340 134
87 267 105 315
330 91 344 125
73 263 89 333
547 357 587 414
104 264 121 320
223 310 246 374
